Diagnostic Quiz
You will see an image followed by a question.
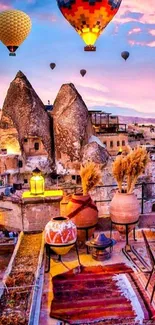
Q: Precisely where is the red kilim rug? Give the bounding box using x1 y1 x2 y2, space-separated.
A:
50 263 155 324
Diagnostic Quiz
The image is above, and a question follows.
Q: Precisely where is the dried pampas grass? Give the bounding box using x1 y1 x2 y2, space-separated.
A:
112 147 149 193
112 155 127 193
80 162 102 195
126 147 150 193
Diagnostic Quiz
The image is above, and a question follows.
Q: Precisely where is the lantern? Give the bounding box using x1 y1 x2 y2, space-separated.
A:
30 168 45 195
117 147 123 155
86 233 116 261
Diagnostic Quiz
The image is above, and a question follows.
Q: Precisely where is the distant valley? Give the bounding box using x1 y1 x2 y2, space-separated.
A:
119 115 155 125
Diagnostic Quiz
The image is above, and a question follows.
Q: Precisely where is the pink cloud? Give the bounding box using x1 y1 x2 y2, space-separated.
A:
0 4 11 11
73 67 155 115
149 29 155 36
75 80 109 93
129 39 155 47
115 0 155 25
128 28 141 35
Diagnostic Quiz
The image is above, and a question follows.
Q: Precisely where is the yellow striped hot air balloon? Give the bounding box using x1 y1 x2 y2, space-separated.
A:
0 9 32 56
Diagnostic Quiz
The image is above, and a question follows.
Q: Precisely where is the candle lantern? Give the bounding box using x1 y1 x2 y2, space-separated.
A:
30 168 45 195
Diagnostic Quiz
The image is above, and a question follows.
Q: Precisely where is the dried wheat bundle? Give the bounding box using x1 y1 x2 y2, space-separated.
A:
112 146 149 193
126 147 150 193
112 155 127 192
80 162 102 195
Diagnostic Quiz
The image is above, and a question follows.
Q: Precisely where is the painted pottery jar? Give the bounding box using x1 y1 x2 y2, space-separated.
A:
45 216 77 255
110 191 140 234
66 194 98 242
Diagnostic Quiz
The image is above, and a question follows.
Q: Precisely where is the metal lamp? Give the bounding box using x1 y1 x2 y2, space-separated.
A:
30 168 45 195
86 233 116 261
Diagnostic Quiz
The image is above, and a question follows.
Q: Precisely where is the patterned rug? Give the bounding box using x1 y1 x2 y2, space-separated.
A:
50 263 155 325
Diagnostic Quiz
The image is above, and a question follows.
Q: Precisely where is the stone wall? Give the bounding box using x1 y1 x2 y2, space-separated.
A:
0 196 61 231
22 197 61 231
0 198 22 230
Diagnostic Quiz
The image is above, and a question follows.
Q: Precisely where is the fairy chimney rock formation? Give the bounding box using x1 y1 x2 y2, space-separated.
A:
0 71 53 163
82 141 109 166
52 83 93 173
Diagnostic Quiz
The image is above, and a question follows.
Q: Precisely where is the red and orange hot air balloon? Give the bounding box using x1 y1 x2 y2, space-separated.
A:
57 0 122 51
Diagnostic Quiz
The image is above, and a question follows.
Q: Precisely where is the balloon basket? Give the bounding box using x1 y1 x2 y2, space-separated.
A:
9 53 16 56
84 45 96 52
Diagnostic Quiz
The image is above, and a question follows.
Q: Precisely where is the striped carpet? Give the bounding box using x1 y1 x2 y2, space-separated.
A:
50 264 155 324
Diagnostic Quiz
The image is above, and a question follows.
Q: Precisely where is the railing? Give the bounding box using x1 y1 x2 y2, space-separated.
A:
93 124 127 133
60 182 155 215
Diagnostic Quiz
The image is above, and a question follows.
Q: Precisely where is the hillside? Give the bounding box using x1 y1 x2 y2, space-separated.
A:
119 115 155 125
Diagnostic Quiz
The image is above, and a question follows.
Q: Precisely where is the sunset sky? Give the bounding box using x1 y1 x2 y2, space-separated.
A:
0 0 155 117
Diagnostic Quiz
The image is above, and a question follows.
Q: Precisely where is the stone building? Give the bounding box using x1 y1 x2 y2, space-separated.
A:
128 124 155 149
89 111 128 156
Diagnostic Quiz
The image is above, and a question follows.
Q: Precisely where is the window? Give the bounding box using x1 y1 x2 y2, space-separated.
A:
24 179 28 184
1 149 7 154
110 141 113 148
72 175 76 180
122 140 125 146
34 142 39 150
18 161 23 168
103 141 107 147
117 141 120 147
24 138 28 143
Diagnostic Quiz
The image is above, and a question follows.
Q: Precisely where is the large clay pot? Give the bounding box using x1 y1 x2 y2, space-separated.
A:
44 216 77 255
66 194 98 242
110 191 140 233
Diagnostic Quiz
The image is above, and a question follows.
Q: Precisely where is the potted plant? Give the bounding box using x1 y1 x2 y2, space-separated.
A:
66 162 101 241
110 146 149 233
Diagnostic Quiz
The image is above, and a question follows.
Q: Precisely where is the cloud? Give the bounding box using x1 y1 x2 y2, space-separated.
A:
128 28 142 35
75 79 109 93
115 0 155 26
129 39 155 47
73 68 155 117
149 29 155 36
0 0 12 10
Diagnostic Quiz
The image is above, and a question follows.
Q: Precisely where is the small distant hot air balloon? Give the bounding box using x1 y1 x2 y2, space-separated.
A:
80 69 86 77
57 0 122 51
50 63 56 70
121 51 130 61
0 9 32 56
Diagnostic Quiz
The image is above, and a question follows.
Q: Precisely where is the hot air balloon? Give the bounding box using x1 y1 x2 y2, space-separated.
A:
50 63 56 70
80 69 86 77
57 0 122 51
121 51 130 61
0 9 32 56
